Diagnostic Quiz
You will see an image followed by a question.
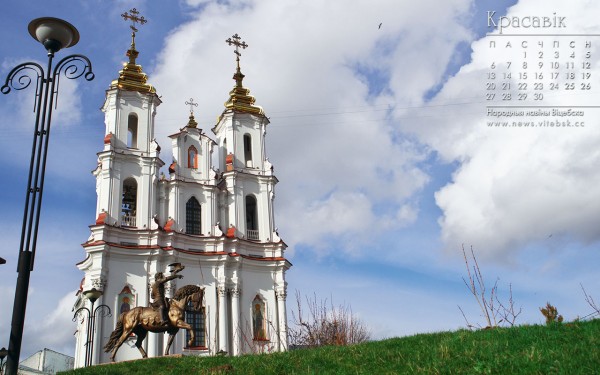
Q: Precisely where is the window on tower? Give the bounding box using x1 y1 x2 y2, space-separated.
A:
243 134 253 167
121 178 137 227
186 197 201 235
185 300 206 348
188 146 198 169
127 113 138 149
245 195 258 240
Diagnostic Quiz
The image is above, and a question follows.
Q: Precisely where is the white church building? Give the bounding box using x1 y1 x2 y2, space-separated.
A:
73 29 291 367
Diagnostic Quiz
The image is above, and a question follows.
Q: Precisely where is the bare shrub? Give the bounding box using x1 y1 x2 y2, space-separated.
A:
289 291 370 348
458 245 522 329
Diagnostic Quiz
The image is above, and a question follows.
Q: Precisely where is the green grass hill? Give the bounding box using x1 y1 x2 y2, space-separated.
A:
63 319 600 375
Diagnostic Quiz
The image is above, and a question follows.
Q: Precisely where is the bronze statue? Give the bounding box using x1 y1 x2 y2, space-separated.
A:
150 269 182 324
104 266 203 361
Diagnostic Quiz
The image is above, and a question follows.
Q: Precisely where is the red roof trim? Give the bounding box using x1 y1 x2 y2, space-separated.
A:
111 243 160 250
82 240 106 247
82 240 159 250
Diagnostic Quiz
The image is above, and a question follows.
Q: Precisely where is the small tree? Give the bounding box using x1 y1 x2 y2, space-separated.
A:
289 291 370 348
540 302 563 325
458 245 522 329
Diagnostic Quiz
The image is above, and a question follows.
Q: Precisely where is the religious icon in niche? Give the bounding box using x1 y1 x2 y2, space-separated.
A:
252 295 266 340
118 286 135 314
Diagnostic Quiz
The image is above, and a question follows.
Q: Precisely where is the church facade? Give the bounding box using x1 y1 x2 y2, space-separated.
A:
73 31 291 367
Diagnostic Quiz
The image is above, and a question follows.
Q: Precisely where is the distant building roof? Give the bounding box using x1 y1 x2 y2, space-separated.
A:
19 348 74 375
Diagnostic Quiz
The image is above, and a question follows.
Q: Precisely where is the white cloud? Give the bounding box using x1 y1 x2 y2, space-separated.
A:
399 0 600 260
23 291 79 357
150 0 473 257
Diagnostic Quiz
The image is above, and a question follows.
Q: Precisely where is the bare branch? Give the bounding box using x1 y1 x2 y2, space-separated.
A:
289 290 370 348
580 284 600 319
458 246 521 329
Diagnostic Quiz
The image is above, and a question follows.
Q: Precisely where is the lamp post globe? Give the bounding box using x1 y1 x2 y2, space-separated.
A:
83 288 103 305
28 17 80 53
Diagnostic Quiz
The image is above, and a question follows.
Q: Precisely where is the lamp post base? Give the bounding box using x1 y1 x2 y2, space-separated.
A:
6 251 32 375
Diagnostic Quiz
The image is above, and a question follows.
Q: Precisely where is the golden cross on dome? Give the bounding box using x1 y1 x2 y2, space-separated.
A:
226 33 248 60
122 8 147 35
185 98 198 115
185 98 199 128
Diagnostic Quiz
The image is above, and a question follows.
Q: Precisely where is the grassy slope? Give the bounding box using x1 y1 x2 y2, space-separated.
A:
63 319 600 375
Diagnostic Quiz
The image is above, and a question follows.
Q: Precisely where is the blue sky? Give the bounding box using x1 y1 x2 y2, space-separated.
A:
2 0 600 361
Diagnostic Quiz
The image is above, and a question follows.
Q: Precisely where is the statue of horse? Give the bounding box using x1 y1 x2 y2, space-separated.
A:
104 285 204 361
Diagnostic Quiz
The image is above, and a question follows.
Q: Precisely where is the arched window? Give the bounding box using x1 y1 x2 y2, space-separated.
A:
127 113 138 148
186 197 201 235
188 146 198 169
121 178 137 227
244 134 252 167
185 300 205 348
252 295 267 341
245 195 258 240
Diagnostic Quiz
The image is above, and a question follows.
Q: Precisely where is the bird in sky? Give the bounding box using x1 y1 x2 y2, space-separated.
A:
379 22 382 29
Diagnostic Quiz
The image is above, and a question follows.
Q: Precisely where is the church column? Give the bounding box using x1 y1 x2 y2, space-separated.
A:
229 286 241 355
276 286 288 351
217 284 228 352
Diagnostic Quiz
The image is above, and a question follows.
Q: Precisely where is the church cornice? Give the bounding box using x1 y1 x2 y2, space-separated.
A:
97 149 165 165
168 128 217 145
165 177 219 188
214 234 288 250
82 239 160 251
163 247 228 257
219 169 279 184
211 110 269 135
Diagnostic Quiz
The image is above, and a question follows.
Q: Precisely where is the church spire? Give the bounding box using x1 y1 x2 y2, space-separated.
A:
110 8 155 94
223 34 263 115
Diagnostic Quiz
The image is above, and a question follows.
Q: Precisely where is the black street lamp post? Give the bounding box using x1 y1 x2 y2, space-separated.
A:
2 17 94 375
73 289 112 367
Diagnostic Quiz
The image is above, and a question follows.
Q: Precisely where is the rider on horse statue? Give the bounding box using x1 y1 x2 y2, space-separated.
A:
151 263 185 324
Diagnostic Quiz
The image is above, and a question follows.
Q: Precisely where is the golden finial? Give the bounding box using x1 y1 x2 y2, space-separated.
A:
110 8 154 94
222 33 263 116
185 98 198 128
